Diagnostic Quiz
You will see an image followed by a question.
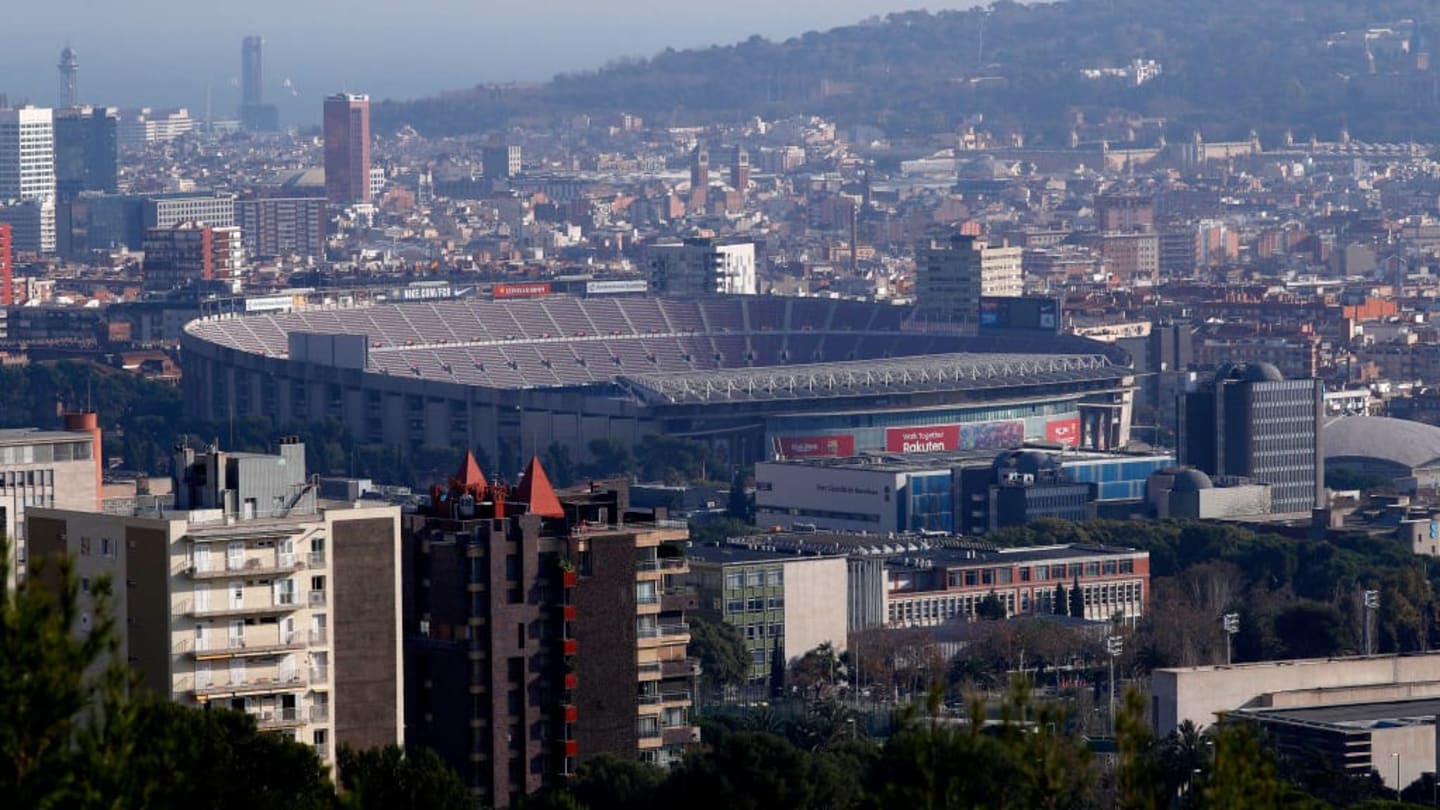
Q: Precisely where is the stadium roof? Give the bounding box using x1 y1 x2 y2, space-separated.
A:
617 352 1119 404
1324 416 1440 471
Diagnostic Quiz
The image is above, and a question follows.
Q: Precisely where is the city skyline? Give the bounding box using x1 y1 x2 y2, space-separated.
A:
0 2 980 125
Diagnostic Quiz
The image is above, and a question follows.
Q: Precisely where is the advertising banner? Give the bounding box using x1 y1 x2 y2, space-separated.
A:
777 434 856 459
1045 417 1081 446
493 282 552 299
885 425 960 453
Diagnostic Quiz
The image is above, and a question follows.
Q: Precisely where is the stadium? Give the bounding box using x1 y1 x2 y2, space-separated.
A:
181 295 1136 469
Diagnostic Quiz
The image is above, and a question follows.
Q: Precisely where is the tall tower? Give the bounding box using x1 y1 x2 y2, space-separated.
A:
57 46 79 108
323 93 371 205
241 36 263 107
0 107 57 253
238 36 279 131
730 146 750 194
688 144 709 213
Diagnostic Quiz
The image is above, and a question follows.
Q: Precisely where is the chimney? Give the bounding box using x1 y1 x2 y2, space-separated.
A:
63 411 102 510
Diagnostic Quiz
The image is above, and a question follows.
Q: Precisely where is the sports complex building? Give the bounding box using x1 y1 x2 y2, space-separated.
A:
181 296 1136 469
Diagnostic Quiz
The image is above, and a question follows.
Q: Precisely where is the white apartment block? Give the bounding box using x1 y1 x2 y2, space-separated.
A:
0 106 57 253
26 439 403 764
645 238 757 296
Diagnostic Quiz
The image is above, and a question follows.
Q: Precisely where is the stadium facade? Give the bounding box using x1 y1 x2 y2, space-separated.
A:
181 296 1136 471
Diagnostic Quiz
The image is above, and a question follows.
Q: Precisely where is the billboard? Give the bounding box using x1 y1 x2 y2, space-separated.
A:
1045 417 1081 446
886 425 960 453
978 296 1061 333
777 434 856 459
885 420 1026 454
586 279 648 295
493 282 552 299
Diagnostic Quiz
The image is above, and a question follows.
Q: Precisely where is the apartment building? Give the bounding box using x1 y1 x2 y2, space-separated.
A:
1 411 103 585
404 456 698 808
25 437 403 765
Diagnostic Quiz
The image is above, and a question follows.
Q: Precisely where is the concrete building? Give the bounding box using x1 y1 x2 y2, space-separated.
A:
53 106 117 202
404 456 699 807
1146 467 1272 519
144 192 236 232
915 235 1024 324
755 446 1174 536
0 106 56 253
323 94 371 205
1 412 104 584
482 144 521 180
25 437 404 767
1093 192 1155 233
643 238 756 296
235 196 327 258
1152 653 1440 791
1180 363 1324 515
686 544 849 682
116 108 194 147
142 222 244 290
0 200 48 256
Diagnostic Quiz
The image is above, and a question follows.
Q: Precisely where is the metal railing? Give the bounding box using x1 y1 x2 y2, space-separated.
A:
637 723 661 739
307 590 326 607
310 704 330 722
637 623 690 639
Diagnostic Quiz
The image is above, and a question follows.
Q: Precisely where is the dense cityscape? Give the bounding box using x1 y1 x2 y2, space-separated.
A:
13 1 1440 808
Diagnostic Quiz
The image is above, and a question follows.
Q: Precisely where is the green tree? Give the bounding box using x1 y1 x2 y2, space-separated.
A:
1069 577 1085 619
688 615 750 695
1054 582 1068 617
977 591 1007 620
726 468 751 522
584 437 633 478
336 744 470 810
570 752 665 810
543 442 576 488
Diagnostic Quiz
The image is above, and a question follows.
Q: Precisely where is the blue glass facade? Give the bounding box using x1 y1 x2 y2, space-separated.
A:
901 472 955 533
1062 457 1175 501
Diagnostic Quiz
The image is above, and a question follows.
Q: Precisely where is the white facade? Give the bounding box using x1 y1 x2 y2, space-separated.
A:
117 108 195 148
645 239 757 296
755 461 905 534
916 235 1023 320
979 243 1024 297
0 107 56 253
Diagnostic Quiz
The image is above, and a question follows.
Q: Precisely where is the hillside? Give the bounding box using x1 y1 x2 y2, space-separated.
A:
373 0 1440 144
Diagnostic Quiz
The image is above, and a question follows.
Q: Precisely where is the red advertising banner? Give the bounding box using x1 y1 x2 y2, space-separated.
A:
885 425 960 453
777 434 855 459
1045 417 1081 446
493 282 553 299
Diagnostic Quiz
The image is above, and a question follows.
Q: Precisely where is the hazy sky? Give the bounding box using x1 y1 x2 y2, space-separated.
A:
1 2 978 125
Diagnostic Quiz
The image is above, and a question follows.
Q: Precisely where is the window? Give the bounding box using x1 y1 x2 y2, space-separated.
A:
1119 559 1134 574
751 648 767 666
767 596 784 609
1102 560 1117 575
274 578 295 606
725 598 744 614
745 570 763 587
79 536 91 555
725 572 744 590
747 597 765 612
100 538 115 558
766 569 783 587
964 570 978 587
1019 567 1031 582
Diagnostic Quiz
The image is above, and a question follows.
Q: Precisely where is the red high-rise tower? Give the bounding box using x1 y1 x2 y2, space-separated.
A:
323 93 371 205
0 223 12 306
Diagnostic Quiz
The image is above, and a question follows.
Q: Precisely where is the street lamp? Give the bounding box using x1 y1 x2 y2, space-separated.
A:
1391 752 1401 800
1364 590 1380 655
1222 613 1239 665
1106 635 1123 736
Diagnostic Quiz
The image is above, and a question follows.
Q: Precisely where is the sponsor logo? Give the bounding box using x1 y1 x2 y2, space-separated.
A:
493 282 552 299
778 434 855 459
1046 418 1081 445
885 425 960 453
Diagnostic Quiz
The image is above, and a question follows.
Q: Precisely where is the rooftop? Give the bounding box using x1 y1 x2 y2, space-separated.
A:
1236 696 1440 731
0 427 93 447
1324 415 1440 471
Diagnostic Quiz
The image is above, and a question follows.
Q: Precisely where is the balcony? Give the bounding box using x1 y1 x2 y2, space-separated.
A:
190 670 307 699
661 658 702 679
308 628 328 645
564 740 579 757
660 586 699 612
309 704 330 722
562 638 578 656
187 555 305 580
180 598 298 619
563 705 578 724
637 723 661 740
309 666 329 683
636 558 688 573
562 604 577 622
307 551 326 568
313 741 329 761
181 634 307 660
254 707 304 729
308 590 327 608
563 672 578 690
637 623 690 641
662 726 701 746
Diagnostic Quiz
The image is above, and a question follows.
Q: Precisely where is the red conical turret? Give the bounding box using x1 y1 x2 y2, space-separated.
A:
515 455 565 519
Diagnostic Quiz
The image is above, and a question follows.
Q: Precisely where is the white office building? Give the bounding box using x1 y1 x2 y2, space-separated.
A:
0 107 57 253
645 238 757 296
